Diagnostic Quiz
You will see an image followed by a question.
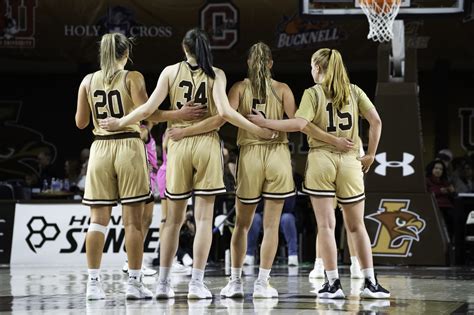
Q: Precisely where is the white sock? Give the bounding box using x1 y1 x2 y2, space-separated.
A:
258 268 271 281
231 267 242 280
88 269 100 281
315 258 323 267
191 268 205 283
326 269 339 285
158 267 171 283
350 256 359 266
128 269 141 281
362 268 376 285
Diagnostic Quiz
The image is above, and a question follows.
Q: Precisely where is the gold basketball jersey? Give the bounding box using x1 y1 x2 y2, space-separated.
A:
168 62 218 129
295 84 374 152
237 79 288 146
88 70 140 136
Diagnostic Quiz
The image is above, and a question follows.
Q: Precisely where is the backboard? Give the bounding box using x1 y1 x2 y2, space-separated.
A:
301 0 465 16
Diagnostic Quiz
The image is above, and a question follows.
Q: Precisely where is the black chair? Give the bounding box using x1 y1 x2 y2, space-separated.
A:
0 183 15 200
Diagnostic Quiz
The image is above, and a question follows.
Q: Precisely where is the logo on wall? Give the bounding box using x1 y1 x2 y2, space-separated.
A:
64 6 173 38
459 108 474 151
374 152 415 176
26 216 60 253
199 2 239 50
275 14 345 49
0 0 38 48
0 101 56 182
366 199 426 257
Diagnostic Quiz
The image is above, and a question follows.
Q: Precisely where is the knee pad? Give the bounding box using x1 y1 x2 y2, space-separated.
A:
88 223 107 235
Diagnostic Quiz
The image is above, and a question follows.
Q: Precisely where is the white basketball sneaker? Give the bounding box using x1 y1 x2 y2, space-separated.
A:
126 276 153 300
156 279 175 299
253 278 278 298
288 255 299 266
86 279 106 300
350 263 364 279
309 263 325 279
188 280 212 299
243 255 255 266
220 278 244 298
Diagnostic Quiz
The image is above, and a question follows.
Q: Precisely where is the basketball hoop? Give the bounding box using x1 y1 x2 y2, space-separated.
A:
359 0 402 42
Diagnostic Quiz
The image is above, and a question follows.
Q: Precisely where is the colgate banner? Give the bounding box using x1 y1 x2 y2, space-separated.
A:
11 203 162 266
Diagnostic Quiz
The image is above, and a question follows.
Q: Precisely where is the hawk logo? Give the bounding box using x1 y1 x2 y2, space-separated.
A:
199 2 239 50
366 199 425 257
0 0 38 48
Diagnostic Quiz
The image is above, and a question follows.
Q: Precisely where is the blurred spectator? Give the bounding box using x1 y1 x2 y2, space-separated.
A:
177 208 195 266
453 161 473 193
76 148 90 192
64 159 82 188
222 146 236 191
436 148 454 182
426 159 456 237
37 148 56 185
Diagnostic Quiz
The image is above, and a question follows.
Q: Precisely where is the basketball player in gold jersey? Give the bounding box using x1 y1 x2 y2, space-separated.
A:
99 28 274 299
248 48 390 299
216 42 295 299
76 33 205 301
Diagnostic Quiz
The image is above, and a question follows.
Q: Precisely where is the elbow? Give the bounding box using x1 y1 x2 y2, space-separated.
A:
75 117 88 129
142 108 154 119
296 120 308 132
219 110 230 120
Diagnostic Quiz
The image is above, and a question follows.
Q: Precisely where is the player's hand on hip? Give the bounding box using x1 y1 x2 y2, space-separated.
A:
179 100 207 120
258 127 277 140
357 154 375 173
99 117 121 131
334 137 354 153
247 109 266 127
167 127 185 141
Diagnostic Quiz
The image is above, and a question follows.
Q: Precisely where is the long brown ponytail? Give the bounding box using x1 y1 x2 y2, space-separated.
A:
247 42 272 101
99 33 133 86
312 48 350 110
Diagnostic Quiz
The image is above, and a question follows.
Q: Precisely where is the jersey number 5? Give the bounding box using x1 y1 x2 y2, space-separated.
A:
326 103 352 132
176 80 207 108
94 90 124 119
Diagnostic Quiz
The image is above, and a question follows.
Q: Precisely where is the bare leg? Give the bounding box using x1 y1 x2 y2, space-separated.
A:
259 199 284 269
310 197 337 271
341 200 373 269
341 211 358 259
122 202 145 270
192 195 216 270
86 206 112 269
160 199 187 268
142 201 154 240
231 199 258 268
159 199 168 237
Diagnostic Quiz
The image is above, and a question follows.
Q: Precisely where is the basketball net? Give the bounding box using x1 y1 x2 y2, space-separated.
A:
359 0 402 42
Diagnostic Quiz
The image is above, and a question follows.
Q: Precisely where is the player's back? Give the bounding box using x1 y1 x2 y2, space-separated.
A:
88 70 140 136
168 62 217 129
237 79 288 146
305 83 367 153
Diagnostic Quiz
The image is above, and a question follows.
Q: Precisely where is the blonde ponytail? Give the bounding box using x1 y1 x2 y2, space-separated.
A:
99 33 133 86
312 48 350 110
247 42 272 101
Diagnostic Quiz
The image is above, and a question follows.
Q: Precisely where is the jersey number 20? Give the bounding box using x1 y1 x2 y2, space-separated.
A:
94 90 124 119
